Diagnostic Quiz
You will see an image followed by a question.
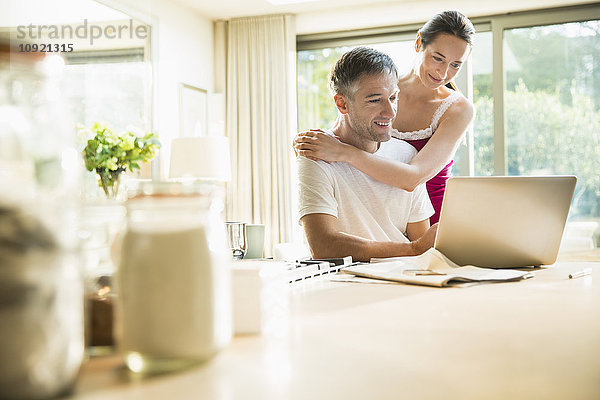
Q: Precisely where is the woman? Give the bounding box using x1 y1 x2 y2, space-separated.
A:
294 10 475 224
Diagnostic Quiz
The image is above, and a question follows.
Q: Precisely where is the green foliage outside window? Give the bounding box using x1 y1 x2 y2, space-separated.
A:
474 84 600 218
297 49 346 132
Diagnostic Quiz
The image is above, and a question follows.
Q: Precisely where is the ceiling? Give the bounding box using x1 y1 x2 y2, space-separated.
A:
3 0 593 31
169 0 597 20
170 0 411 20
0 0 130 26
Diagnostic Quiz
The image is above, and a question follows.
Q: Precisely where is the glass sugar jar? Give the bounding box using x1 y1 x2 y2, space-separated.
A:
116 181 232 374
0 42 83 399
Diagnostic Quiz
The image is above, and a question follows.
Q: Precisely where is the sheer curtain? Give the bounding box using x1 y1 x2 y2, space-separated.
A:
216 15 296 256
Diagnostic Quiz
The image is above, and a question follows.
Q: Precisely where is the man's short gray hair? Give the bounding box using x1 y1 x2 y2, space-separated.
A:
328 47 398 99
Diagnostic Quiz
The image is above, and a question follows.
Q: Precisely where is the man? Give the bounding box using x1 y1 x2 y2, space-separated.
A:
296 47 438 261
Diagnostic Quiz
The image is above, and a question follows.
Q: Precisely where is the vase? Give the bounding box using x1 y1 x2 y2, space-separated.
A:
97 168 125 201
80 199 126 354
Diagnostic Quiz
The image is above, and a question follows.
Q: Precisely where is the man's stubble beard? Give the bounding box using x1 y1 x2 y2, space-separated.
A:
348 112 391 145
347 106 388 144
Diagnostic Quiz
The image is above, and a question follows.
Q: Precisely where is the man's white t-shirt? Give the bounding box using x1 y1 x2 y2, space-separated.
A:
297 136 434 243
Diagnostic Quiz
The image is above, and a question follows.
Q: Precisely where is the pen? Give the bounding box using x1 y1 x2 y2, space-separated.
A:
568 268 592 279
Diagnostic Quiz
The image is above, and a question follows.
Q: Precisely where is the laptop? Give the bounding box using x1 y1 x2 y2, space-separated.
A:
434 176 577 268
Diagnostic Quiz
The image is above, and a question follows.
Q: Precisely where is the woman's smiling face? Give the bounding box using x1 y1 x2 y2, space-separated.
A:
415 33 471 89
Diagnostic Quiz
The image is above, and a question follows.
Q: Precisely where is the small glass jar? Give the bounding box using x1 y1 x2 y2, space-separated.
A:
116 182 232 374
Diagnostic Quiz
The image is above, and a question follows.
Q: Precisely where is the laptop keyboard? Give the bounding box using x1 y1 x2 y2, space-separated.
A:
284 260 347 283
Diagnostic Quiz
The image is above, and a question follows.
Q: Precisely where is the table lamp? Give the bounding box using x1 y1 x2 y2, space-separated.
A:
169 136 232 181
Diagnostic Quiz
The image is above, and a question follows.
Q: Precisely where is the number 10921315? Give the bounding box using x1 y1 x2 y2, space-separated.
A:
19 43 74 53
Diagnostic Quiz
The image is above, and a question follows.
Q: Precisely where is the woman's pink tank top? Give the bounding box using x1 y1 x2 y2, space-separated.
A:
391 91 461 224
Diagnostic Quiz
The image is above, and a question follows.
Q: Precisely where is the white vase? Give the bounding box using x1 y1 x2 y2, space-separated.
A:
80 200 126 279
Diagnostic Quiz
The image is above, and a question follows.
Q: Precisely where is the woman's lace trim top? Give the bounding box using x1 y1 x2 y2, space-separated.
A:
392 91 461 141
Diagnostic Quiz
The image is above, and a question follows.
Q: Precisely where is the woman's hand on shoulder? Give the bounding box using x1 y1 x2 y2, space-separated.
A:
293 129 351 163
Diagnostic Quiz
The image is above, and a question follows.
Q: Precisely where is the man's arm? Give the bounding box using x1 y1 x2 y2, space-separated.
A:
406 219 430 241
301 213 437 262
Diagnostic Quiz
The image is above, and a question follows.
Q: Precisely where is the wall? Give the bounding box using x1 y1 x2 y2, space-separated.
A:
104 0 215 178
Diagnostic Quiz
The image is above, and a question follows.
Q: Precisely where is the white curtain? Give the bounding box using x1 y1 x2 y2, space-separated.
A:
218 15 297 256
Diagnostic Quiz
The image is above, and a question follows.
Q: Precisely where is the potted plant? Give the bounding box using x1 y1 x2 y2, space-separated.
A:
79 122 160 199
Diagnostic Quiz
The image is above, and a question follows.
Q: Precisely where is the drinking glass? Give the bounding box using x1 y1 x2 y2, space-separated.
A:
225 222 247 260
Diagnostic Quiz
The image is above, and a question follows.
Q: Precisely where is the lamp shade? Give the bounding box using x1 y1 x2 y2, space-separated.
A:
169 136 231 181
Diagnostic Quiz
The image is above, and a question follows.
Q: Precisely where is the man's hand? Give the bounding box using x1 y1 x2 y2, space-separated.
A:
411 223 438 255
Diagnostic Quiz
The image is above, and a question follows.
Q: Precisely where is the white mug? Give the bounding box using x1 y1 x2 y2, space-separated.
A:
244 224 265 259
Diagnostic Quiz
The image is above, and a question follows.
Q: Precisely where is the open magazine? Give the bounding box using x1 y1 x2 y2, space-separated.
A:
338 248 535 287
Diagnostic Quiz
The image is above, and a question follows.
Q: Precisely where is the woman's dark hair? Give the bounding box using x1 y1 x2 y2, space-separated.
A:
328 46 398 99
419 10 475 48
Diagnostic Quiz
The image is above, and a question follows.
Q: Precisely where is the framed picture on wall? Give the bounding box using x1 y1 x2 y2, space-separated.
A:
179 83 208 137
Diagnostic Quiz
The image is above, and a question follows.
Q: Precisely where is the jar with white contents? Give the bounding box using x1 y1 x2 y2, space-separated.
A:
116 181 232 374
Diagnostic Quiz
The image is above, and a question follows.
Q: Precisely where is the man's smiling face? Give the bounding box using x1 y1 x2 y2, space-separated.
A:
345 72 399 145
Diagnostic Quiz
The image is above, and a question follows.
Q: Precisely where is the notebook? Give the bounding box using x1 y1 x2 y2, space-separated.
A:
434 176 577 268
340 248 534 287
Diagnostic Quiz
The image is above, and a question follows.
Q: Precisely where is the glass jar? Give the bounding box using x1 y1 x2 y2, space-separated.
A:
0 42 83 399
116 181 232 374
81 202 125 354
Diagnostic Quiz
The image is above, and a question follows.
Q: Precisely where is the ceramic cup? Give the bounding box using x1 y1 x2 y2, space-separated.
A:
244 224 265 259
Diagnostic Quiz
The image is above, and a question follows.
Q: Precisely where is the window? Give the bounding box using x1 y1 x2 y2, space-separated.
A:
297 6 600 224
63 54 152 132
61 49 153 197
